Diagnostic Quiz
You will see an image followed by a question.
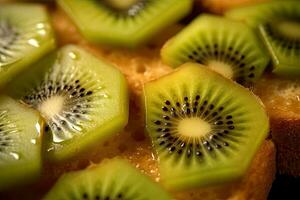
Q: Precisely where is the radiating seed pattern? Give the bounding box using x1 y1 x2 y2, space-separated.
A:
0 20 20 66
152 95 243 159
101 0 150 17
20 62 107 143
264 22 300 52
80 192 125 200
0 18 49 68
186 44 257 85
0 110 19 159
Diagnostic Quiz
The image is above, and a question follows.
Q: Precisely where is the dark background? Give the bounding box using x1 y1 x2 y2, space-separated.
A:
268 175 300 200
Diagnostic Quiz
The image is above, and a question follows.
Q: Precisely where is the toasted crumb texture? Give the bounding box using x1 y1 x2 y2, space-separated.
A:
0 6 276 200
255 75 300 176
195 0 272 14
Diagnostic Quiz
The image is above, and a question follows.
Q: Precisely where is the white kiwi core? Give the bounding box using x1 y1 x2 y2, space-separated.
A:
178 117 211 138
37 96 65 120
207 60 234 79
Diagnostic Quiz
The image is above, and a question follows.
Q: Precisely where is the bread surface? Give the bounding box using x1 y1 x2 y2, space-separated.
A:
255 75 300 176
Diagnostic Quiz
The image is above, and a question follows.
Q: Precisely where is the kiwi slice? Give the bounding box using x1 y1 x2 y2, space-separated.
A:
0 4 55 87
0 95 43 191
161 15 270 86
144 63 269 190
43 158 171 200
226 1 300 76
57 0 193 47
5 45 129 162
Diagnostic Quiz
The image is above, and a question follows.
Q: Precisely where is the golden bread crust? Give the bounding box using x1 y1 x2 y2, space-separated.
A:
255 75 300 176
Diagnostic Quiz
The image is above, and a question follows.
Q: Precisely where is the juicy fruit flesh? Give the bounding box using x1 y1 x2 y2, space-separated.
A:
0 95 43 190
259 24 300 76
0 6 53 66
0 4 55 87
276 20 300 40
22 76 99 144
207 60 234 79
6 45 128 161
43 159 172 200
0 110 20 161
225 1 300 76
0 9 276 198
161 15 269 85
144 63 269 189
178 118 211 138
0 20 19 65
58 0 192 47
105 0 140 10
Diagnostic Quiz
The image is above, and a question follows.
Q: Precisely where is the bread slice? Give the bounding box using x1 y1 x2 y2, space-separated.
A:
255 74 300 176
50 8 276 199
0 6 276 200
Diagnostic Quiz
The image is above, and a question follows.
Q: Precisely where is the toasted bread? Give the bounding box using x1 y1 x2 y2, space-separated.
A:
255 75 300 176
49 8 276 200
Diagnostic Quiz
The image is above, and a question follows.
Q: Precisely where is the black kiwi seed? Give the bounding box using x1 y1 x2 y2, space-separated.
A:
163 115 170 120
154 121 161 125
162 106 168 111
153 94 236 158
82 193 88 199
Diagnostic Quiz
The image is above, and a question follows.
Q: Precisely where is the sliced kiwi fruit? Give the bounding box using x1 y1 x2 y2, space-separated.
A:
43 158 172 200
161 14 270 86
144 63 269 190
0 4 55 88
226 1 300 76
57 0 193 47
5 45 129 162
0 95 44 191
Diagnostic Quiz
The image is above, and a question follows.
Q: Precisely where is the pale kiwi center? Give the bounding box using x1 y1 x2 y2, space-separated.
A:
37 96 65 120
207 60 234 79
178 118 211 138
276 20 300 40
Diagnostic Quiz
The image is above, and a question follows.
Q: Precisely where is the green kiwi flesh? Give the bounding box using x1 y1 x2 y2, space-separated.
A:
161 14 270 86
0 4 55 88
144 63 269 190
0 95 43 191
5 45 129 162
43 158 172 200
57 0 193 47
226 1 300 77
